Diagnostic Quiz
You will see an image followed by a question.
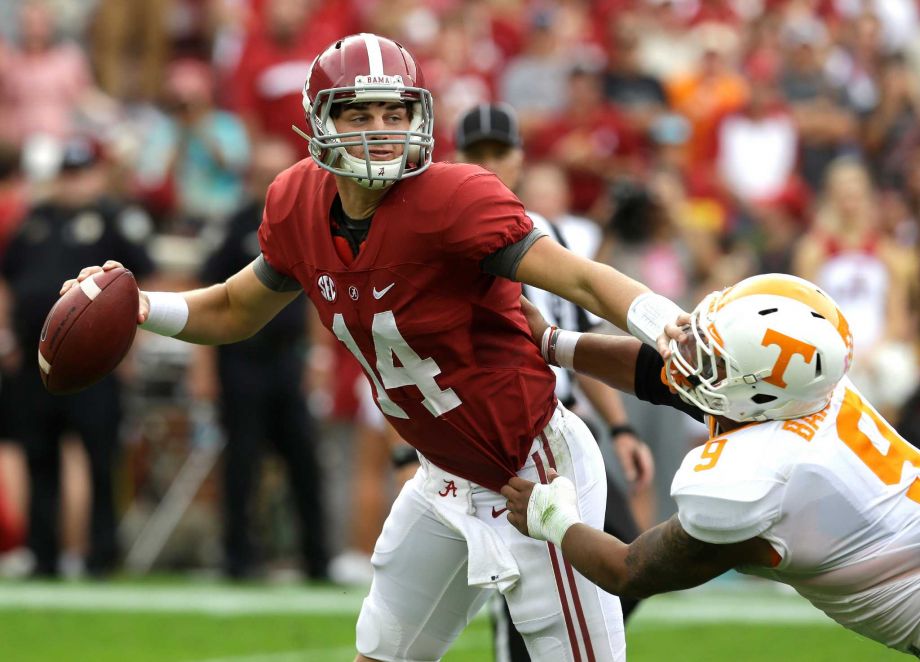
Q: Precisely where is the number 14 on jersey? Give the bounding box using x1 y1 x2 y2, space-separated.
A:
332 312 462 419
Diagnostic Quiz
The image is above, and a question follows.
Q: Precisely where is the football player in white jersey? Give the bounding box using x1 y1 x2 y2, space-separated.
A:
503 273 920 657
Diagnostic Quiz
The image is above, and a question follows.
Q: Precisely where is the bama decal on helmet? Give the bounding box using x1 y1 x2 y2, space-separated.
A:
355 75 404 87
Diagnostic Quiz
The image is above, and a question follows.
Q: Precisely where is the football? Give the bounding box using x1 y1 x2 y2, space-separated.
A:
38 267 139 394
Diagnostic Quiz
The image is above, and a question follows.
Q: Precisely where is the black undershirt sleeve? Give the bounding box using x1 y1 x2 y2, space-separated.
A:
481 227 547 279
633 344 706 423
253 255 302 292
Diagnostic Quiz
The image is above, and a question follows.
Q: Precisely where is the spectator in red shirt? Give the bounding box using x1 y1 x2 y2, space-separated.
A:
528 65 641 216
231 0 359 158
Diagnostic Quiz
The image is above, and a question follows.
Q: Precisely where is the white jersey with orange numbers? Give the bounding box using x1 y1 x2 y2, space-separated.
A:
671 377 920 656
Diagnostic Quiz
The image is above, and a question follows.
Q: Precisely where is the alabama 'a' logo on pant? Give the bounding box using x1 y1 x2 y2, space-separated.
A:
438 480 458 497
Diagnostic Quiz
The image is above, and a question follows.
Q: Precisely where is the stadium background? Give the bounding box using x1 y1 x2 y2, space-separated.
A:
0 0 918 660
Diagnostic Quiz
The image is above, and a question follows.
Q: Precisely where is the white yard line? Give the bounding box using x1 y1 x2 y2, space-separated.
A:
0 583 366 615
185 647 356 662
185 637 484 662
631 594 833 626
0 581 833 626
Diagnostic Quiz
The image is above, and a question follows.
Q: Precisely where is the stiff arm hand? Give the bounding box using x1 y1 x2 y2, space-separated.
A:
501 470 778 599
501 470 581 546
519 295 688 367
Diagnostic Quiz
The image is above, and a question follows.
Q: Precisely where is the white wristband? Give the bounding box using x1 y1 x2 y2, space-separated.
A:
626 292 684 348
526 476 582 546
554 330 580 370
141 291 189 337
540 327 583 369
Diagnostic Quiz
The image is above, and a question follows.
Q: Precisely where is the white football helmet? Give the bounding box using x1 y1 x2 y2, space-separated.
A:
299 33 434 190
666 274 853 422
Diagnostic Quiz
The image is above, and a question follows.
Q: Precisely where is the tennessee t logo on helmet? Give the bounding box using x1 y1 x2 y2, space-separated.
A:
666 273 853 422
761 329 818 389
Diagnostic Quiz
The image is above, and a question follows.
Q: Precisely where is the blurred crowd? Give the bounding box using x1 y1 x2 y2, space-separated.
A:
0 0 919 582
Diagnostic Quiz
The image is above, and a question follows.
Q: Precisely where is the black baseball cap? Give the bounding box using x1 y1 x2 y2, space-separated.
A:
455 103 522 151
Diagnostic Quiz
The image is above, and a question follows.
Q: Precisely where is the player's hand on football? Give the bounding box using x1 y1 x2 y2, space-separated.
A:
60 260 124 295
136 290 150 325
657 312 691 360
520 296 549 346
60 261 149 324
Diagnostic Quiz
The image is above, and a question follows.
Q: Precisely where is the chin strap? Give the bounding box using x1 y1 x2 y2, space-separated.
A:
291 124 310 142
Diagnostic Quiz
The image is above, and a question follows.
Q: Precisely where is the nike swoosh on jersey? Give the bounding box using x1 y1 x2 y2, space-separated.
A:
491 506 508 518
373 283 395 299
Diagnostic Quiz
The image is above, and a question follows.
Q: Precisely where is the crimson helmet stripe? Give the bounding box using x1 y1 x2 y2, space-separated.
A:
361 33 385 77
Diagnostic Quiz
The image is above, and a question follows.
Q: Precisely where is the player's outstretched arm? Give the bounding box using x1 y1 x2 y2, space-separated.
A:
60 259 300 345
521 295 643 394
521 296 641 393
515 237 687 356
501 473 777 599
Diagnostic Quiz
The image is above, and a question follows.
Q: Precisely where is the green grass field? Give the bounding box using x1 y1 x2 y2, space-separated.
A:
0 579 908 661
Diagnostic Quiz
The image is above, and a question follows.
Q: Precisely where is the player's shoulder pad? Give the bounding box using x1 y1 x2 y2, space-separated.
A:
671 421 797 544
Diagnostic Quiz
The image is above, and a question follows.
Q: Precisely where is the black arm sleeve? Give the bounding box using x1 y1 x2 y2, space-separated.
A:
253 254 302 292
480 227 547 279
633 344 705 423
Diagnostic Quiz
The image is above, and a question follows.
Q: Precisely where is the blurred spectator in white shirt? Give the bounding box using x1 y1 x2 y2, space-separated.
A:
717 71 798 204
794 156 919 416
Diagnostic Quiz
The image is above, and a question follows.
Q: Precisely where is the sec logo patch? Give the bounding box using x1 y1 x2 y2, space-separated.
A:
317 274 336 302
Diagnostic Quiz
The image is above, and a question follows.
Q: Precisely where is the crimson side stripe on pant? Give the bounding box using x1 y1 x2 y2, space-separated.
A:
540 432 557 467
540 433 597 662
532 450 581 662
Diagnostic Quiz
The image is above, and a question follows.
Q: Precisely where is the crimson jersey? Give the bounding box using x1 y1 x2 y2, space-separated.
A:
258 161 557 491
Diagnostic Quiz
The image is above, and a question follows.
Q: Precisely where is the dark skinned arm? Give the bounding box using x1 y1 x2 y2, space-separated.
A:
520 295 643 394
501 475 777 599
556 516 775 599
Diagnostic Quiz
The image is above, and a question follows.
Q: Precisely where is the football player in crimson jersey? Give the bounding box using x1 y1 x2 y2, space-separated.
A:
504 274 920 657
453 103 652 662
61 33 686 662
